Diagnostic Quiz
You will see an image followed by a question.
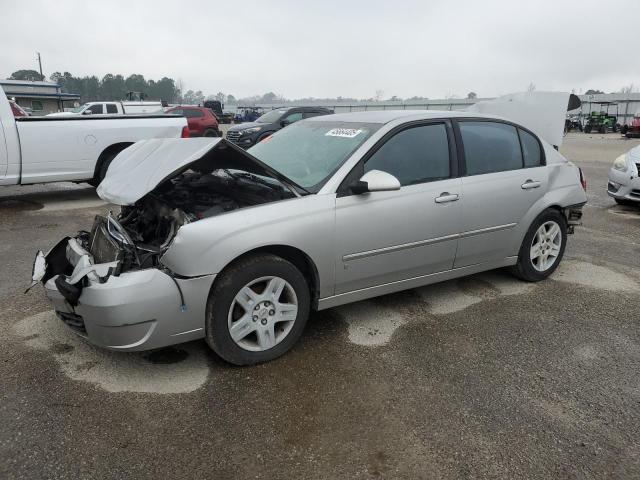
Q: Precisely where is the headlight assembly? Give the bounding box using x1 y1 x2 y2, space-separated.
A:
613 154 628 172
241 126 261 135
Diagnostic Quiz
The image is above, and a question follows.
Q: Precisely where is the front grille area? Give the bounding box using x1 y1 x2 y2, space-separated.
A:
226 130 241 143
89 216 120 264
56 311 86 334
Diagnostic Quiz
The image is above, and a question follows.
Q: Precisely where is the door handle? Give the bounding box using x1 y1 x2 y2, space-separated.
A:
435 192 459 203
521 180 541 189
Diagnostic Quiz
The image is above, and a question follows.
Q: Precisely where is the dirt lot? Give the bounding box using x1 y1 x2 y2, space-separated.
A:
1 133 639 479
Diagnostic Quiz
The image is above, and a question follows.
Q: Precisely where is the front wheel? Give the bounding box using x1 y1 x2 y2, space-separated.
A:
205 254 310 365
511 209 567 282
203 129 219 137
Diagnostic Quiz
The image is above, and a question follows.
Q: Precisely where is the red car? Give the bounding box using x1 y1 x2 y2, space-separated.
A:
9 100 29 117
166 106 220 137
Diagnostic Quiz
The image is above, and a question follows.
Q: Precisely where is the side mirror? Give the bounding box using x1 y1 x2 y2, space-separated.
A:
280 119 290 128
350 170 401 194
82 110 93 115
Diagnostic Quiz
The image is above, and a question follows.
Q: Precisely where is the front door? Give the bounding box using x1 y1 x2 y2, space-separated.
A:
334 122 462 294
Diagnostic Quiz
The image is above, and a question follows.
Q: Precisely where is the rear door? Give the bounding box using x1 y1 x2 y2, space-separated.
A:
334 121 462 294
454 120 548 267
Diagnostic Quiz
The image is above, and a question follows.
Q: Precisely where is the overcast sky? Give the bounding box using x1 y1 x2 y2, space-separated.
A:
2 0 639 99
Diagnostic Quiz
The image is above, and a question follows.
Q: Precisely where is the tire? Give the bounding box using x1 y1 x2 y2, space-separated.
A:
599 125 606 134
203 129 219 137
205 254 311 365
91 151 119 186
584 125 592 133
257 131 274 143
510 209 567 282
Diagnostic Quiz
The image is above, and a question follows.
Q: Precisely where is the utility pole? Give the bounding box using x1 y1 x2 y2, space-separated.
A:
36 52 43 79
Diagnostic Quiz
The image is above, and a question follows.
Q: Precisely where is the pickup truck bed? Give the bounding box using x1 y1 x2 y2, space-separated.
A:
0 91 188 187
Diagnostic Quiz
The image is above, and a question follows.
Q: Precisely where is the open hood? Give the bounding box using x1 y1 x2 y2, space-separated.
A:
464 92 578 148
97 137 302 205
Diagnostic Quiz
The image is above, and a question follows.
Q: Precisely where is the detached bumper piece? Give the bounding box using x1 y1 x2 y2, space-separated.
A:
565 203 585 234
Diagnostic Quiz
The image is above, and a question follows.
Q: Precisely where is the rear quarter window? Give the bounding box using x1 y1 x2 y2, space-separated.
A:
519 129 543 167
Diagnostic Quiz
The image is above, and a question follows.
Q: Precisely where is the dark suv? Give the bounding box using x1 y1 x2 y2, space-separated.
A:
226 106 333 148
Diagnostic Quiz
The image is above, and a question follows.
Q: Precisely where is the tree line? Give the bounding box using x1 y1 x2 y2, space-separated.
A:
8 69 186 104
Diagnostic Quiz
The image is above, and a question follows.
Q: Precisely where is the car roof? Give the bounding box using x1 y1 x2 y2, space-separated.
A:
308 109 488 124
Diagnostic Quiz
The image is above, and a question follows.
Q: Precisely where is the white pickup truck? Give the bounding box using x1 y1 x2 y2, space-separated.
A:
0 92 188 186
47 100 164 116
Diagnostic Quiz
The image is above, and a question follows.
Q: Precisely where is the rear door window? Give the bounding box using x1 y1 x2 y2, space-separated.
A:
459 121 523 175
364 123 451 186
106 104 118 114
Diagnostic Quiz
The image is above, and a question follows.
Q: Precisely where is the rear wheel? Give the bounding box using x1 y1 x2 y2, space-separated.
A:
584 125 592 133
511 209 567 282
203 129 219 137
89 151 119 186
205 254 310 365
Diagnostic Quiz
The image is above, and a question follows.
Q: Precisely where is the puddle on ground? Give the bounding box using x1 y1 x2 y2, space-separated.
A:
608 204 640 219
554 260 639 292
337 261 639 347
14 311 210 394
337 271 535 346
0 199 43 211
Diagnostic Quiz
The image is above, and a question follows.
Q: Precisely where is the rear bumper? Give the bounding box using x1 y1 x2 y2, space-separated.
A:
607 167 640 203
43 239 215 351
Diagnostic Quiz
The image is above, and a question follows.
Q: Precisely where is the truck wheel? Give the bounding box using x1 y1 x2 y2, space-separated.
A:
584 125 592 133
205 254 310 365
88 151 118 186
599 125 606 134
203 129 219 137
257 132 273 143
510 209 567 282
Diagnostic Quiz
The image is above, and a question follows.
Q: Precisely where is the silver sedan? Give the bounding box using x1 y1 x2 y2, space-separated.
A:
34 109 587 365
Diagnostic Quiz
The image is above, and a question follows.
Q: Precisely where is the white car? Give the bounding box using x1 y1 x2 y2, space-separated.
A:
608 145 640 205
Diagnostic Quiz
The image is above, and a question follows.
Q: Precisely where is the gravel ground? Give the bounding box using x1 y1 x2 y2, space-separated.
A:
0 132 639 479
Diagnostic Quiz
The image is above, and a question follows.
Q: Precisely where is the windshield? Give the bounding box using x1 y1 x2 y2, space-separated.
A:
248 121 380 192
256 109 287 123
71 104 89 113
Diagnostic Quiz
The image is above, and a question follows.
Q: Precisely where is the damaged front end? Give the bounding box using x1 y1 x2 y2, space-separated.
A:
30 137 301 351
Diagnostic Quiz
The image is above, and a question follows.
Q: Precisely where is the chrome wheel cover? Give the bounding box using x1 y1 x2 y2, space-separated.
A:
227 276 298 352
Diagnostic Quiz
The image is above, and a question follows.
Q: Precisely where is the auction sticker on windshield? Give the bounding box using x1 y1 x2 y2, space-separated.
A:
325 128 363 138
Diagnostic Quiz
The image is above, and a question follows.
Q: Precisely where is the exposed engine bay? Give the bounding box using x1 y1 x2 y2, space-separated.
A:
86 166 295 272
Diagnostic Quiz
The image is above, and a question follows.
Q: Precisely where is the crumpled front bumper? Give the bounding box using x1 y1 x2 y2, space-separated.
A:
43 238 215 351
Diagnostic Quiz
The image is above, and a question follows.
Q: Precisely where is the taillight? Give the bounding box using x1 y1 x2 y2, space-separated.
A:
579 168 587 191
181 126 190 138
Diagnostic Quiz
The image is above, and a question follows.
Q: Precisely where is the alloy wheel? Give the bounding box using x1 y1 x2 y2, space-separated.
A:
227 276 298 352
530 221 562 272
